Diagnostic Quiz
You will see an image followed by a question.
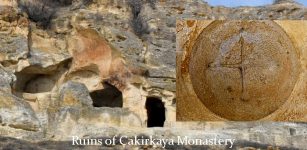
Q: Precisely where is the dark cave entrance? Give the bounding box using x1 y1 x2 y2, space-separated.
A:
90 82 123 107
145 97 166 128
11 72 58 102
13 73 56 94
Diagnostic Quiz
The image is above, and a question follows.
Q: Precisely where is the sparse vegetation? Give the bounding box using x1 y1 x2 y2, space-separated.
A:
147 0 157 9
17 0 73 28
127 0 142 17
57 0 73 6
127 0 150 38
273 0 296 4
131 14 150 37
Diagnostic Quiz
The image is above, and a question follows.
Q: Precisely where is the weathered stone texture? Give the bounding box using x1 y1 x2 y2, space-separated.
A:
0 92 40 131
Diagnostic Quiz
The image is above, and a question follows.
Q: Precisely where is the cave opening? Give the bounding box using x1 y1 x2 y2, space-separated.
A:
14 73 56 94
145 97 166 128
12 59 71 101
90 82 123 107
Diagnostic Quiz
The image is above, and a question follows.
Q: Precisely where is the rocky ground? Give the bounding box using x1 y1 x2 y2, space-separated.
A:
0 0 306 149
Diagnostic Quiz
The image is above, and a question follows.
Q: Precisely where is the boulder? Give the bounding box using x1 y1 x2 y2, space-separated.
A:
58 81 92 107
0 92 40 131
16 28 71 74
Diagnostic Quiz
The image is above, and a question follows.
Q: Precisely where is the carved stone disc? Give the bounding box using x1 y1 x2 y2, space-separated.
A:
189 21 299 120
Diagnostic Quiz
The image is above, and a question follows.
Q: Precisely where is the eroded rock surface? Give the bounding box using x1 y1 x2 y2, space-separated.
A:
0 92 40 131
58 81 92 107
0 6 29 68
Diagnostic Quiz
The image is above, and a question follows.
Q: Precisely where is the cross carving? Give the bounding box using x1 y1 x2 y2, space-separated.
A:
207 29 247 101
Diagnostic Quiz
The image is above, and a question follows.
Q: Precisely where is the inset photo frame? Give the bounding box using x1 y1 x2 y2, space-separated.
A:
177 20 307 121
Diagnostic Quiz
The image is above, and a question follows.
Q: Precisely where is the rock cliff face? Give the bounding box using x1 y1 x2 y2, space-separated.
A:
0 0 306 149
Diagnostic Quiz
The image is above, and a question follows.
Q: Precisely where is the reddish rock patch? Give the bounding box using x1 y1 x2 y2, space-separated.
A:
69 28 130 90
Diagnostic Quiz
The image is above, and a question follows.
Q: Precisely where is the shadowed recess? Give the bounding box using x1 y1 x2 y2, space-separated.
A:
14 72 56 94
90 82 123 108
145 97 166 127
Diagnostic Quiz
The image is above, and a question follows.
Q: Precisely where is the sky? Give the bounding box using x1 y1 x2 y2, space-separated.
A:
204 0 307 7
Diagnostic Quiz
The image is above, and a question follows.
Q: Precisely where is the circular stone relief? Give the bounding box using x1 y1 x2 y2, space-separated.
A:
189 20 299 121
